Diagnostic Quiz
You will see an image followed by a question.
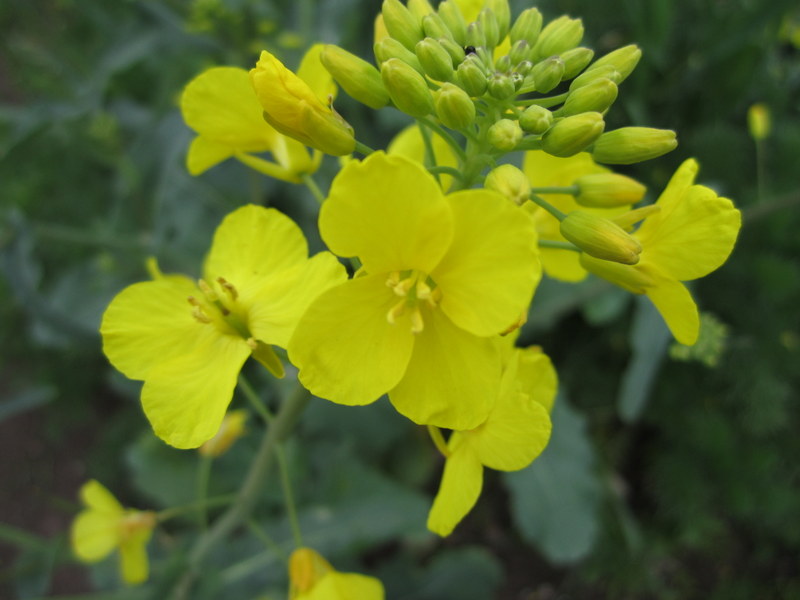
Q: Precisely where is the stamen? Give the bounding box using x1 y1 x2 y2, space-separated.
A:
245 337 258 350
198 279 219 302
191 306 212 324
410 307 424 334
217 277 238 301
387 298 407 324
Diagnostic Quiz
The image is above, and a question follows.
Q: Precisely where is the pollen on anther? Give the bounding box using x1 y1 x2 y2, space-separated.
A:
217 277 239 301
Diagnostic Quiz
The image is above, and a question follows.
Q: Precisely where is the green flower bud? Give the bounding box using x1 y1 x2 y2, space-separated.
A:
475 47 494 70
435 82 476 129
416 37 455 81
519 104 553 134
569 64 620 90
515 59 533 76
487 119 523 151
374 38 424 73
488 72 516 99
382 0 424 51
438 0 467 46
592 127 677 164
585 44 642 83
478 8 500 49
466 21 486 49
495 55 512 72
560 211 642 265
486 0 511 39
381 57 435 117
457 57 488 96
542 112 605 157
321 45 390 109
574 173 647 208
747 103 771 141
509 40 533 66
422 13 453 41
534 16 584 60
407 0 435 22
509 7 543 47
438 37 466 65
485 164 530 205
531 56 565 93
559 77 618 116
560 47 594 80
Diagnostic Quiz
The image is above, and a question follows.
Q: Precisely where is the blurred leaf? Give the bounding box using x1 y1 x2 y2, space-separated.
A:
581 286 630 326
0 384 55 423
504 395 602 563
405 547 503 600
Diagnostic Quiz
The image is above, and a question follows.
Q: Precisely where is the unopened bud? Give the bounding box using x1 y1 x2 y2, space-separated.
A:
485 164 530 205
580 253 653 294
457 57 488 96
519 104 553 134
435 83 476 129
585 44 642 83
509 7 543 47
533 16 584 60
407 0 435 22
438 37 466 65
509 40 533 65
199 410 248 457
569 64 620 90
321 45 390 109
515 60 533 76
592 127 677 164
747 103 771 141
560 211 642 264
374 37 424 73
478 8 500 49
531 56 565 93
541 112 605 157
422 13 453 42
289 548 333 594
381 58 435 117
488 72 516 99
560 47 594 80
495 55 512 72
487 119 523 151
466 21 486 49
560 77 618 116
382 0 424 51
486 0 511 40
438 0 468 46
416 37 455 81
574 173 647 208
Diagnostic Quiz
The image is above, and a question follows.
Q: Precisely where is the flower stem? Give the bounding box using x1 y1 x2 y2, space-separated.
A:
276 446 303 548
538 239 580 252
196 455 212 530
355 140 376 156
238 374 274 423
530 185 579 195
301 174 326 205
157 494 237 522
529 193 567 221
417 117 468 162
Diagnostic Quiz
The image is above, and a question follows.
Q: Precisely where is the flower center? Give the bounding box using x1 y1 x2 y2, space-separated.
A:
385 270 442 334
188 277 254 346
118 510 155 541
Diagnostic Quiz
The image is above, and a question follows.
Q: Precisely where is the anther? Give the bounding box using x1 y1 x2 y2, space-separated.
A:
198 279 218 302
191 306 212 324
245 337 258 350
217 277 238 301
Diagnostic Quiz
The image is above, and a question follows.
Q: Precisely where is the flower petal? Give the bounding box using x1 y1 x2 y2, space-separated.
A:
319 152 454 274
309 572 385 600
101 276 202 380
141 330 250 448
71 510 120 562
645 273 700 345
389 309 498 430
119 529 151 585
187 136 235 175
288 274 415 406
427 436 483 537
80 480 123 513
387 124 459 191
297 43 338 103
516 348 558 413
540 247 588 282
432 190 541 336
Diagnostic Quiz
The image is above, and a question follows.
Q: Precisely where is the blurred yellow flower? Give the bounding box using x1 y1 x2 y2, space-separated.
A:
289 547 384 600
199 409 248 457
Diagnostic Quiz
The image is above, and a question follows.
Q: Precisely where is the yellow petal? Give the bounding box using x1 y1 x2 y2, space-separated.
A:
523 150 608 188
306 572 385 600
119 529 151 585
80 480 124 513
540 247 588 282
387 124 459 191
268 134 321 177
320 152 454 274
645 272 700 345
100 276 202 380
516 348 558 413
141 330 251 448
234 152 304 183
248 251 347 348
648 158 699 216
297 43 338 103
389 309 499 430
187 136 235 175
427 436 483 537
288 274 415 406
71 510 120 562
453 0 484 22
432 190 541 336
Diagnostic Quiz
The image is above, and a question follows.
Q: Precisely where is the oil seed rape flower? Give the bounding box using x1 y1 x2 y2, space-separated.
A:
70 480 156 585
580 159 741 345
181 64 321 182
427 347 555 536
100 205 345 448
289 152 541 431
289 547 384 600
250 47 355 156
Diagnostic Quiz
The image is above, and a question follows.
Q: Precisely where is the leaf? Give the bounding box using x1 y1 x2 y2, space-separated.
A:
503 395 602 564
406 547 504 600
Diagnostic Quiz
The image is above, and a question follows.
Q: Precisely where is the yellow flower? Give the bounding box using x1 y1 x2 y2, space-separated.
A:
289 547 384 600
100 205 346 448
198 409 248 457
523 150 632 282
250 47 355 156
580 159 741 345
289 152 541 430
427 347 555 537
180 64 320 182
387 124 459 191
70 480 156 585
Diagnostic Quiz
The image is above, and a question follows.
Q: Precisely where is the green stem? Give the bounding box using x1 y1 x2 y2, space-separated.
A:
529 193 567 220
247 519 288 562
516 92 569 108
530 185 579 195
418 122 441 185
427 425 450 458
417 116 468 161
538 239 580 252
301 174 326 205
196 455 213 530
355 140 376 156
755 139 766 202
276 446 303 547
157 494 237 522
238 374 274 424
427 166 463 180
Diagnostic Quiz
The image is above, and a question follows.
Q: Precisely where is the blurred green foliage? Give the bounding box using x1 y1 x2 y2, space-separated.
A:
1 0 799 598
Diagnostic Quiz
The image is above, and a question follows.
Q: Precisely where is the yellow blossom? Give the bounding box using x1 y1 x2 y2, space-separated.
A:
198 409 248 457
70 480 155 585
580 159 741 345
100 205 346 448
289 547 384 600
289 152 541 430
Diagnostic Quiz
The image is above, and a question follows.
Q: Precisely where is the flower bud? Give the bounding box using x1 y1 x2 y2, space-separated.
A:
422 13 453 41
747 103 771 141
559 77 618 116
560 47 594 80
580 253 653 294
485 164 530 205
407 0 435 21
487 119 523 151
381 57 435 117
457 57 488 96
416 37 454 81
509 40 532 65
438 0 468 46
569 64 620 90
519 104 553 134
321 45 390 109
374 37 424 73
466 21 486 49
531 56 565 93
486 0 511 39
289 548 333 594
509 7 543 47
488 72 516 99
435 83 476 129
438 37 466 64
382 0 424 51
199 410 247 457
592 127 677 164
560 211 642 264
533 16 584 60
478 8 501 49
585 44 642 83
541 112 605 157
515 59 533 76
573 173 647 208
495 55 512 72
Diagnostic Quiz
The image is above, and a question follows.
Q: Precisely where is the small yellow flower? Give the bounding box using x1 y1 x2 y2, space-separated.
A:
100 205 346 448
580 159 742 345
70 480 155 585
289 547 384 600
427 347 555 536
199 409 248 457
